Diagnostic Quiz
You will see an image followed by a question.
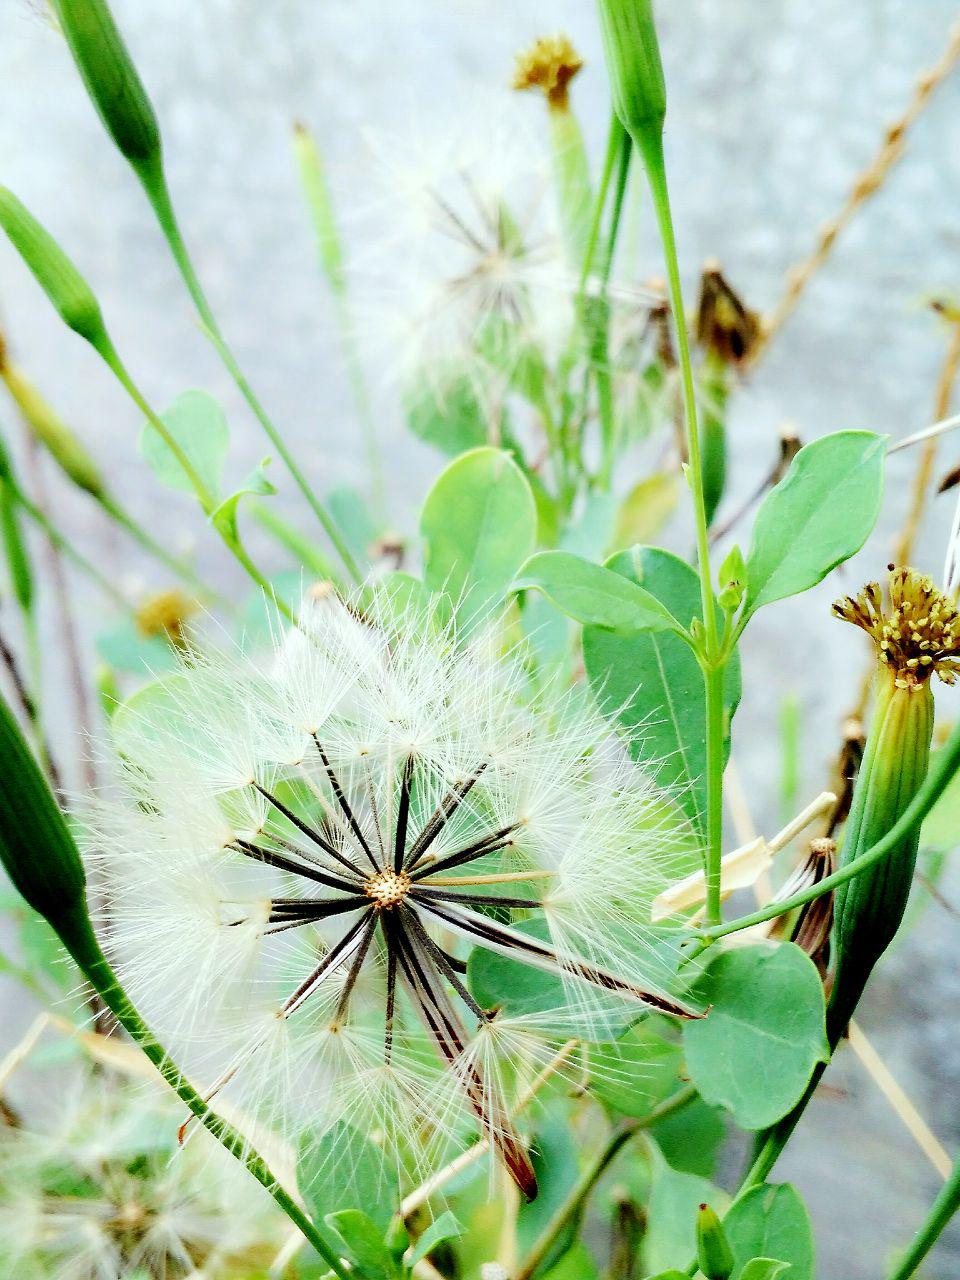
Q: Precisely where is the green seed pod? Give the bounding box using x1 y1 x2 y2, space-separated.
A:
51 0 161 167
700 357 728 528
696 1203 734 1280
829 567 957 1041
0 188 107 348
0 688 87 929
595 0 666 158
1 359 106 499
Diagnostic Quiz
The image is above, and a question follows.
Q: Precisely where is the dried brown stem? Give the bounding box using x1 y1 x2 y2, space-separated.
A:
755 20 960 357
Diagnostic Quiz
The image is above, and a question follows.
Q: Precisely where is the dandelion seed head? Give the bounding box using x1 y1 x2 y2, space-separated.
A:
89 585 694 1195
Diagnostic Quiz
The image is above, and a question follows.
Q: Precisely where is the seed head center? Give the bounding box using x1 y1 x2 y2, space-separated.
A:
363 869 411 910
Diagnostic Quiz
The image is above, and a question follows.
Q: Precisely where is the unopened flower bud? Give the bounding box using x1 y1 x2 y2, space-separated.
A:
0 358 106 499
829 567 956 1040
696 1203 734 1280
717 543 746 613
0 187 108 349
0 690 86 930
595 0 666 163
51 0 161 168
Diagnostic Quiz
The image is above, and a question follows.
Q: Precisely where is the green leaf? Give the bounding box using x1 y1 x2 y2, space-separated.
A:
561 492 618 561
517 1106 581 1259
744 430 885 616
643 1272 690 1280
140 390 228 498
543 1243 598 1280
644 1154 726 1275
324 1210 398 1280
651 1095 725 1179
95 619 178 676
611 472 680 551
421 447 536 625
327 486 382 565
682 944 829 1130
515 550 681 634
406 374 488 455
299 1122 398 1234
210 458 275 543
408 1211 463 1267
737 1259 790 1280
589 1021 682 1119
583 546 741 844
723 1184 814 1280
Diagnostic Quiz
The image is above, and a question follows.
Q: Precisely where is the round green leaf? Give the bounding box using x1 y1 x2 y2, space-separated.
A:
723 1184 814 1280
682 943 829 1130
140 389 228 499
421 447 536 625
589 1021 682 1118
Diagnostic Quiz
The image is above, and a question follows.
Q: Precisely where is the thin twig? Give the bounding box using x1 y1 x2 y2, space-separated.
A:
894 319 960 566
755 20 960 356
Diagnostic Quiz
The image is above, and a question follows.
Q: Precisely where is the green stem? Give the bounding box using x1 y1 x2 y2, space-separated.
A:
7 476 129 609
885 1154 960 1280
698 711 960 942
639 130 724 921
594 127 632 491
59 903 352 1280
515 1085 696 1280
94 335 297 625
703 663 726 926
135 157 361 583
99 493 216 600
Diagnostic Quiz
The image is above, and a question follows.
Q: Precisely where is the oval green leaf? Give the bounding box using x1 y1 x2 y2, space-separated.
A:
724 1184 814 1280
516 549 681 634
583 546 741 845
682 943 829 1130
744 430 885 616
421 447 536 625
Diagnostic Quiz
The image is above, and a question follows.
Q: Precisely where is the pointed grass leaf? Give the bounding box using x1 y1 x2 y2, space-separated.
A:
409 1211 464 1268
743 431 885 617
583 547 741 844
682 944 828 1131
421 447 536 625
723 1184 814 1280
515 550 681 634
140 391 228 502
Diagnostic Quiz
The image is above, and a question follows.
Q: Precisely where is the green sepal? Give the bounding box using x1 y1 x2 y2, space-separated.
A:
697 1202 735 1280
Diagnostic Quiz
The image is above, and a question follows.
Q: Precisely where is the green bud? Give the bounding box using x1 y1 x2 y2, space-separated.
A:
51 0 161 167
717 542 745 613
696 1203 734 1280
0 188 107 348
595 0 666 158
700 358 729 527
0 688 86 928
1 359 106 498
829 567 955 1041
292 121 346 296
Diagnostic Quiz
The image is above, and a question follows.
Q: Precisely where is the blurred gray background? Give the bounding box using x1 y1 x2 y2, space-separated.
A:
2 1 960 1275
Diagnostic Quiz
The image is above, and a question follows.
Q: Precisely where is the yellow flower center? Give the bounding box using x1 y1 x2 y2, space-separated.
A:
363 869 411 909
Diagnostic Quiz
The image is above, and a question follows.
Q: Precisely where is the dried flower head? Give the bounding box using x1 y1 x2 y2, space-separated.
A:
0 1072 283 1279
833 565 960 689
512 35 584 111
136 588 197 649
88 588 693 1200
